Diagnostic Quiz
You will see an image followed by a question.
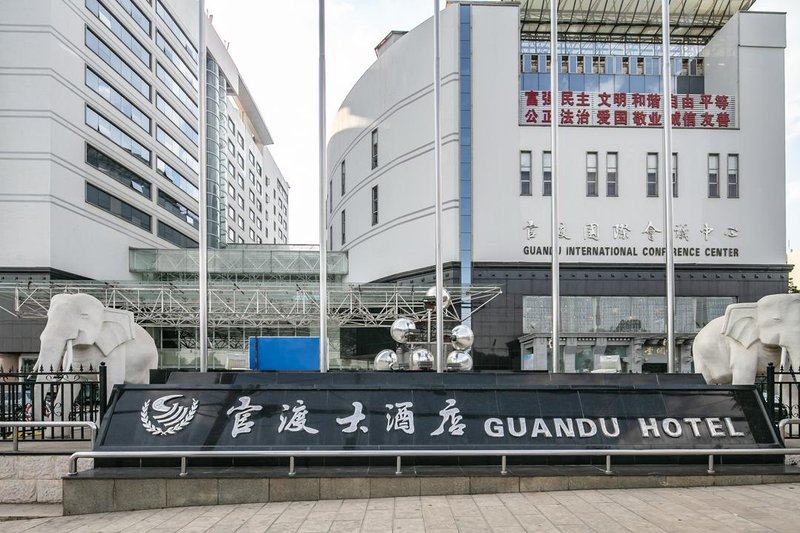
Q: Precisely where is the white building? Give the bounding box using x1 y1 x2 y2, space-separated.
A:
327 1 789 372
0 0 289 362
0 0 288 284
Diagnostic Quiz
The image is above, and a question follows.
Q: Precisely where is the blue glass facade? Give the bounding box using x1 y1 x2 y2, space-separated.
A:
459 5 472 326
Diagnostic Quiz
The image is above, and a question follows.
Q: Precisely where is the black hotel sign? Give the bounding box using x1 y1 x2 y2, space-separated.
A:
97 382 780 451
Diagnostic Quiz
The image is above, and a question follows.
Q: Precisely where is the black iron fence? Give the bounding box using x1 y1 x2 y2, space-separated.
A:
0 363 107 442
758 363 800 439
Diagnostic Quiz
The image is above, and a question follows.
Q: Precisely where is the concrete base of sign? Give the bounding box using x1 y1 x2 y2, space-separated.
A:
61 464 800 515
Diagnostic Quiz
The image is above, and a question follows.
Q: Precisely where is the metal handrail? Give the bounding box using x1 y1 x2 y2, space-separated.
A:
67 446 800 478
1 421 98 452
779 418 800 440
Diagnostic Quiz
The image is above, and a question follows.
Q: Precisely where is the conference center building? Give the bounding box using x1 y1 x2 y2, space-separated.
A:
327 1 789 372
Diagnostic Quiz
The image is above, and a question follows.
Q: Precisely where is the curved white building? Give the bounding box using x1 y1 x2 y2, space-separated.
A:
328 1 788 372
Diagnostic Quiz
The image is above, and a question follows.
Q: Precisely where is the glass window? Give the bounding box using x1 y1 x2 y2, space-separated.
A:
341 209 346 245
85 68 149 132
249 170 255 184
86 182 151 231
155 0 198 64
520 151 531 196
542 151 552 196
227 139 235 155
257 236 262 244
341 160 346 196
156 63 197 117
238 235 244 244
156 94 198 145
672 153 678 198
371 185 378 226
328 179 332 213
86 144 151 198
248 151 255 165
530 55 538 73
249 228 255 241
85 0 150 66
249 209 255 222
256 182 262 195
237 132 244 149
237 153 244 168
560 55 568 73
227 117 235 133
227 227 235 242
636 57 644 75
647 153 658 197
248 190 255 203
156 127 198 173
606 152 618 197
622 57 630 74
237 215 244 229
237 173 244 188
227 160 235 178
85 28 149 99
156 31 197 89
708 154 720 198
576 56 585 73
257 217 262 229
227 207 235 220
158 221 198 248
586 152 598 197
85 106 150 164
371 129 378 169
256 162 262 176
237 194 244 209
156 158 199 200
727 154 739 198
227 182 235 197
114 0 150 35
256 199 262 211
157 189 198 228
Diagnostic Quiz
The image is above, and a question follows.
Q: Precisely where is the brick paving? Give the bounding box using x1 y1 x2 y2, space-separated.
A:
1 483 799 532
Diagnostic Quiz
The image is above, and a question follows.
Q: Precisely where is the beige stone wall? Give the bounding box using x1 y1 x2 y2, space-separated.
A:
0 455 92 503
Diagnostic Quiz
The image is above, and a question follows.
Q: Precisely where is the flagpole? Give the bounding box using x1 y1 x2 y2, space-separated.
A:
198 0 208 372
549 0 560 373
660 0 676 372
433 0 444 373
318 0 329 373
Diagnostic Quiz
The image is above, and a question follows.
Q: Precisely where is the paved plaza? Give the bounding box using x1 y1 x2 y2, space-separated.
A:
0 483 798 532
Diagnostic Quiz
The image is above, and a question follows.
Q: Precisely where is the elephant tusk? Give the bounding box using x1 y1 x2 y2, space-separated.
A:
780 346 788 371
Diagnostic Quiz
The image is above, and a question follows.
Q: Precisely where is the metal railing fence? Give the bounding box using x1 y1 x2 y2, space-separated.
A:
0 364 106 442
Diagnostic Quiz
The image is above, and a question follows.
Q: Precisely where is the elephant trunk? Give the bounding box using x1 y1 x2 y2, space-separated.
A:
37 337 68 372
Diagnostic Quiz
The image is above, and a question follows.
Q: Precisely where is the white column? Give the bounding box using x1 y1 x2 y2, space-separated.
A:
549 0 560 373
660 0 676 372
198 0 208 372
318 0 328 372
433 0 444 372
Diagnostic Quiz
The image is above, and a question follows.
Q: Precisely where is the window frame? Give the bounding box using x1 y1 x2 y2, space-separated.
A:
606 152 618 197
708 153 720 198
727 154 739 198
586 152 598 197
542 151 552 196
371 185 379 226
371 129 378 170
520 151 532 196
646 153 658 198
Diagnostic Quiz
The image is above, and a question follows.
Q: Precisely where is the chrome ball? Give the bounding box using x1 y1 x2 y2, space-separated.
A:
425 286 451 309
390 317 417 344
446 350 473 371
451 324 474 350
410 348 434 370
374 349 398 371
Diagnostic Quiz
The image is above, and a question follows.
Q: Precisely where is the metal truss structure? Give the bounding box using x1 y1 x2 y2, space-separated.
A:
9 282 502 329
512 0 756 44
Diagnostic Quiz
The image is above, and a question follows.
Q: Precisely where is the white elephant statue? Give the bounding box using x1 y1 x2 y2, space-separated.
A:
693 294 800 385
34 293 158 402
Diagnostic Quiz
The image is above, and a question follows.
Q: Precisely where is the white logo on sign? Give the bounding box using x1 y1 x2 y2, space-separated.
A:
140 394 198 436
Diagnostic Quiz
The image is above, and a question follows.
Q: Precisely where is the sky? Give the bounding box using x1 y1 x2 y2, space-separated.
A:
205 0 799 250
